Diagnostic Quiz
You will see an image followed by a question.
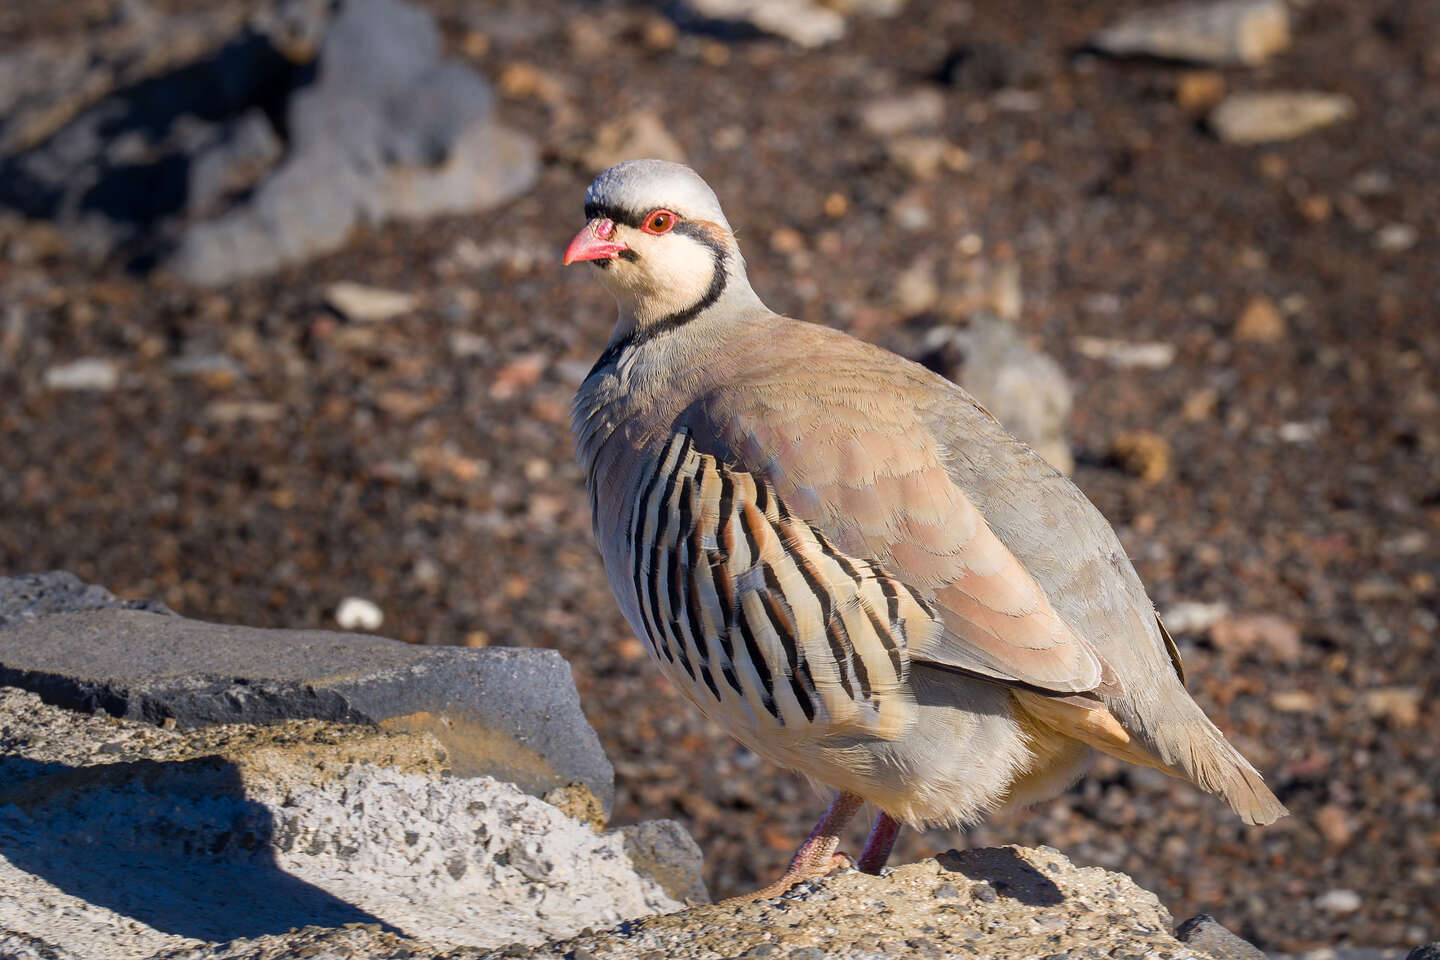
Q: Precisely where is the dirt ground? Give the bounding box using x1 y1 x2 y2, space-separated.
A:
1 0 1437 953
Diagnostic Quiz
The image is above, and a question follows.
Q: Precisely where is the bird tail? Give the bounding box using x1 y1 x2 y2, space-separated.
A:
1157 704 1289 826
1014 690 1288 825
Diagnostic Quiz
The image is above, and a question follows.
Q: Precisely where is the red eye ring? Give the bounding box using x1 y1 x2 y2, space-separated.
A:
640 209 678 235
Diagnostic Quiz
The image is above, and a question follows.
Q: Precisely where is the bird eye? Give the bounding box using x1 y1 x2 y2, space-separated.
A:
641 210 677 235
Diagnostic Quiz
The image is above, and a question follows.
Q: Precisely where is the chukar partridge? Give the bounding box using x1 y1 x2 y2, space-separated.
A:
564 159 1286 899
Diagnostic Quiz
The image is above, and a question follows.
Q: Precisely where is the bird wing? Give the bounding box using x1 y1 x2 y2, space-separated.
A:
679 330 1114 698
622 431 932 741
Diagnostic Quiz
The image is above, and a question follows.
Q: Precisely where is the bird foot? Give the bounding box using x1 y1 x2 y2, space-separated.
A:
723 852 851 903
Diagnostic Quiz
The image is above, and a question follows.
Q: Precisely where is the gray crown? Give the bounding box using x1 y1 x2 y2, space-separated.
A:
584 160 731 230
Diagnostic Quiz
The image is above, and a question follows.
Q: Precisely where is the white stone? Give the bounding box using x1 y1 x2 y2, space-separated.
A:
1073 336 1177 370
42 358 119 391
1314 889 1363 914
680 0 846 48
1210 91 1355 144
860 88 946 138
893 260 939 314
1091 0 1290 66
335 596 384 631
325 282 418 322
1374 223 1418 252
1278 419 1326 443
1161 601 1231 635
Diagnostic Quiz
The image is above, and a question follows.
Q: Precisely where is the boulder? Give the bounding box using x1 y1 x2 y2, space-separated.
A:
0 574 1289 960
0 0 537 284
0 576 612 817
0 685 700 958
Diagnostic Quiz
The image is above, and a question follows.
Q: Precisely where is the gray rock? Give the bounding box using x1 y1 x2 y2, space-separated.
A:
620 819 710 903
1407 945 1440 960
1175 915 1266 960
167 0 536 284
0 0 536 284
0 571 173 628
0 595 612 816
0 686 693 958
1209 91 1355 144
0 3 255 158
1090 0 1290 67
928 315 1075 475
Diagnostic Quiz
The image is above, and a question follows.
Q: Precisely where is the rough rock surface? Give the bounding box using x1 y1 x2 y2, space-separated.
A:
119 846 1246 959
1176 914 1267 960
0 0 537 283
0 570 174 628
0 684 701 959
0 588 613 815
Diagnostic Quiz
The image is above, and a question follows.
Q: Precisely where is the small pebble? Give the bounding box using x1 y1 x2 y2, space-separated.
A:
43 358 120 392
787 949 827 960
1234 295 1285 343
1375 223 1418 252
933 883 962 899
1314 888 1362 914
971 882 999 903
335 596 384 631
324 282 417 322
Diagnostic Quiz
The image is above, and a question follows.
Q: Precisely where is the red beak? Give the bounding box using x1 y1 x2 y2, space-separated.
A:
563 219 628 265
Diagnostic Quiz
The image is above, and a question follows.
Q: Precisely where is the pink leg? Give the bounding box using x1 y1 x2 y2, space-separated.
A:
725 791 864 902
856 810 902 874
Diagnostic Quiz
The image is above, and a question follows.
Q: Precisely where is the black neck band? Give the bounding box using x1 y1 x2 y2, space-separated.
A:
586 226 729 380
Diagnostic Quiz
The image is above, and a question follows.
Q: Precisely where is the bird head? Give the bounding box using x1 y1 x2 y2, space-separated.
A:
564 159 752 334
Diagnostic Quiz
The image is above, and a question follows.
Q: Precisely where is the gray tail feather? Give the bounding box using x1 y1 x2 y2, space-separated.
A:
1160 707 1288 826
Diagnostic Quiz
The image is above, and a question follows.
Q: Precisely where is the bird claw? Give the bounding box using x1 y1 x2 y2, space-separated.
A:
723 849 852 903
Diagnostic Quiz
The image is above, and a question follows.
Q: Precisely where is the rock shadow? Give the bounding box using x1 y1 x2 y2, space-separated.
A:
0 754 395 942
936 847 1066 907
0 25 311 269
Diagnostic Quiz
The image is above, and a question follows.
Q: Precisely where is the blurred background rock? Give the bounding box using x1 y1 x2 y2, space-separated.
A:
0 0 1435 953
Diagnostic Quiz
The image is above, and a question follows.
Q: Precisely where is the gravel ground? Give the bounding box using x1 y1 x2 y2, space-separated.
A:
2 0 1437 953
